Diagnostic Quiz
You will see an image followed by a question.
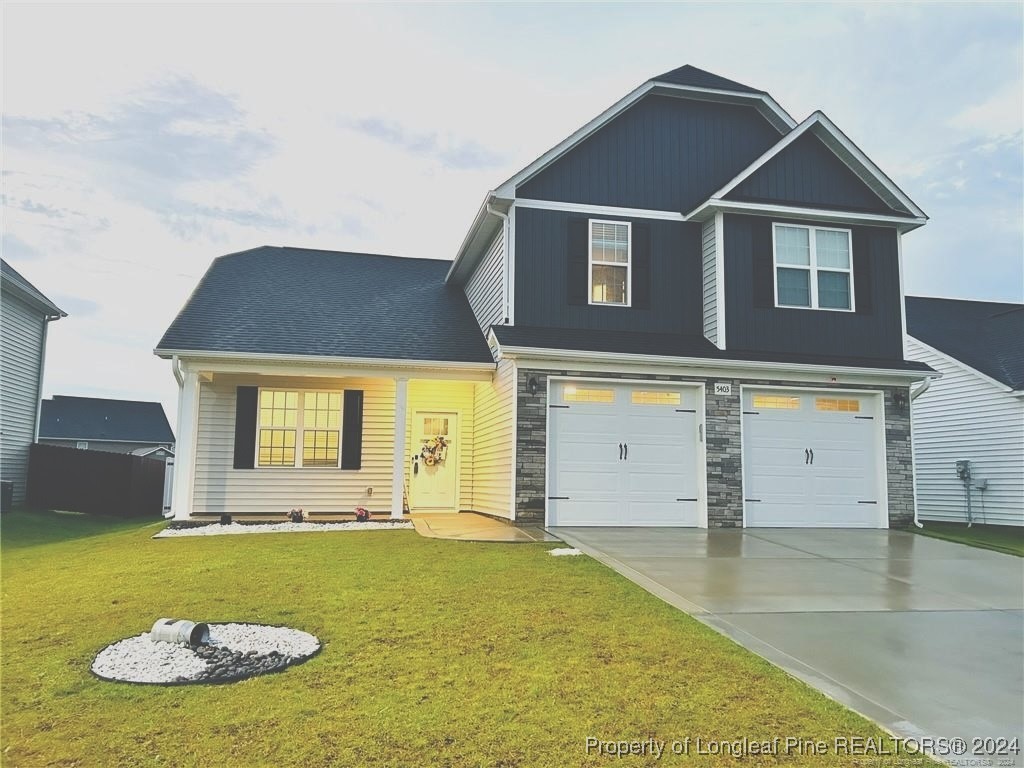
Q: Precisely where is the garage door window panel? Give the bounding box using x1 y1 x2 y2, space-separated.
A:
752 394 801 410
564 387 614 404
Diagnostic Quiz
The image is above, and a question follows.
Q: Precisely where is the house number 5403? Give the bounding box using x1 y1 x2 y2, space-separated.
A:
714 383 732 395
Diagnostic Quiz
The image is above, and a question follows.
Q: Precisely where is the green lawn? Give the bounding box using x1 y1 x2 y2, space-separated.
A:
915 520 1024 557
1 512 932 767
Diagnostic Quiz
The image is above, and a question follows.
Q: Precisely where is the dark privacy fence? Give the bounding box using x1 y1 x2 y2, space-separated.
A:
27 443 165 518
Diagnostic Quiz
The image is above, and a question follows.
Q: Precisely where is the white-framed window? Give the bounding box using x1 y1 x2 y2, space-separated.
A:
589 219 631 306
257 389 342 468
76 441 88 449
773 223 855 311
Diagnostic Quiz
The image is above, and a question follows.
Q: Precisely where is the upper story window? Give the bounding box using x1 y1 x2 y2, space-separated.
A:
773 224 854 311
589 219 631 306
257 389 341 468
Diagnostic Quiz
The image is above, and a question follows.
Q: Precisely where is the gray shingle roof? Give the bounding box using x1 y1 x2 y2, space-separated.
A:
492 325 934 374
156 246 495 365
1 259 65 317
40 396 175 443
651 65 765 95
906 296 1024 390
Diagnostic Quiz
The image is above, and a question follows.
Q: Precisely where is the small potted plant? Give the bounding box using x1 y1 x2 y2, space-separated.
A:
354 507 371 523
286 508 307 523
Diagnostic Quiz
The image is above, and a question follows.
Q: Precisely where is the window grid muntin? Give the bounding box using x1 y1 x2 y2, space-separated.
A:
772 223 854 311
257 388 343 468
588 219 631 307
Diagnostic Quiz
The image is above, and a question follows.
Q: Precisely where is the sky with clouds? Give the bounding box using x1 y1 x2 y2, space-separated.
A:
3 2 1022 426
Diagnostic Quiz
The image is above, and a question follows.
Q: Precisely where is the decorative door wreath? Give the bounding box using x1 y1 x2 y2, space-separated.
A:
420 435 449 466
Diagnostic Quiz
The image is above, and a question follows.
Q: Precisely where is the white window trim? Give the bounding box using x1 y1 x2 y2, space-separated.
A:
772 222 856 312
254 387 344 469
76 441 88 449
588 218 632 307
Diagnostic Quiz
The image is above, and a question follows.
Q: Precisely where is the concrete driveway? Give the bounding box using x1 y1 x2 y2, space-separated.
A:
552 527 1024 759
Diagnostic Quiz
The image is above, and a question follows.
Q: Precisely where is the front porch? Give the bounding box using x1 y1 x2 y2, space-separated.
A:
169 358 516 523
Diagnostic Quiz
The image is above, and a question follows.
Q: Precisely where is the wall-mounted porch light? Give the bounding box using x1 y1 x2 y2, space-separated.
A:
528 376 539 396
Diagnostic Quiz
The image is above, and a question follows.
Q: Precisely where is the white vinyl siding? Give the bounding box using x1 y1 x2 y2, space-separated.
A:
192 376 397 516
0 289 46 503
406 380 476 511
470 359 515 519
701 218 718 345
907 336 1024 526
465 229 505 331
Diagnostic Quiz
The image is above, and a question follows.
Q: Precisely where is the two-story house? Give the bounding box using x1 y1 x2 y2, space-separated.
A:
157 65 934 528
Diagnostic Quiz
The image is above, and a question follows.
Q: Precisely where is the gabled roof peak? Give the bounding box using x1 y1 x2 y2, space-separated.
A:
651 65 765 95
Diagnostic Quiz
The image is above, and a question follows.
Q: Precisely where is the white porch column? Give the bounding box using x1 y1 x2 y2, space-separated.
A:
391 377 409 518
170 368 200 520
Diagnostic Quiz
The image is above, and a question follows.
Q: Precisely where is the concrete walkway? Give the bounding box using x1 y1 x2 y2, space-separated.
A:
553 527 1024 763
412 513 557 542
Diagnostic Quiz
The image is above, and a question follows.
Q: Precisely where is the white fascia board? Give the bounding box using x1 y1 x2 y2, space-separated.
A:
0 278 67 318
497 343 939 383
154 348 495 375
446 192 509 284
695 111 927 222
687 199 927 232
514 198 686 221
494 81 795 200
41 437 173 445
905 335 1017 394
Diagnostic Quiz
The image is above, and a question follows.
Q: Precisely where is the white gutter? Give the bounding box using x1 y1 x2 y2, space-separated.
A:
446 192 496 283
908 377 931 529
497 344 941 381
154 348 496 372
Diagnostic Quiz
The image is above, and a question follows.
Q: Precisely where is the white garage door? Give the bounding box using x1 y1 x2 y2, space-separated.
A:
742 389 883 527
548 382 700 526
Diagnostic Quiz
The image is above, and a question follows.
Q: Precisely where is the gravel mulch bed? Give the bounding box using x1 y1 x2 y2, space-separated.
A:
155 520 413 538
91 623 321 684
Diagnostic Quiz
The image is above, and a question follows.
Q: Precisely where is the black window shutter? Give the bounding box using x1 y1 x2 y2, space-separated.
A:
751 219 774 308
853 231 873 314
631 221 651 309
341 390 364 470
567 218 589 305
233 386 258 470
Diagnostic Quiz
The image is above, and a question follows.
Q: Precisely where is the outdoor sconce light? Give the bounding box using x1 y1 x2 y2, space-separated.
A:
892 390 907 411
528 376 539 396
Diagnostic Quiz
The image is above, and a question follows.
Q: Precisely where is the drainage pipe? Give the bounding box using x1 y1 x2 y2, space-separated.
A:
908 378 931 528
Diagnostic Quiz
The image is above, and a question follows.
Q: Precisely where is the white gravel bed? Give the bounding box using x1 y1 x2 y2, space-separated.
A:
91 623 320 684
549 547 584 556
154 520 413 538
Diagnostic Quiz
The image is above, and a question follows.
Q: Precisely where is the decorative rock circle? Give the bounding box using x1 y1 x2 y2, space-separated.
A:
91 623 320 685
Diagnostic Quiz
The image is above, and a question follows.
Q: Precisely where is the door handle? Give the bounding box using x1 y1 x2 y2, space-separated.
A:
624 443 628 460
809 448 814 465
805 449 810 464
619 443 623 460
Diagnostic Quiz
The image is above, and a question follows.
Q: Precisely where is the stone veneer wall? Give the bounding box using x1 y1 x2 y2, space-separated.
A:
514 367 914 528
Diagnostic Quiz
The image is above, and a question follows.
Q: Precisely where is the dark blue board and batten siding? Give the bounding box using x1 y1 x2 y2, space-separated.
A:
514 206 704 334
517 95 782 212
723 214 904 360
725 131 907 215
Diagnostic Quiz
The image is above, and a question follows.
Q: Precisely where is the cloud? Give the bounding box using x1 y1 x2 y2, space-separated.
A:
1 232 40 261
350 117 506 170
948 82 1024 138
3 76 277 235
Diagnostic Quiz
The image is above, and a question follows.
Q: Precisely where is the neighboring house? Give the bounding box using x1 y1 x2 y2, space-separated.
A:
39 396 176 455
0 259 65 507
157 65 935 528
906 297 1024 527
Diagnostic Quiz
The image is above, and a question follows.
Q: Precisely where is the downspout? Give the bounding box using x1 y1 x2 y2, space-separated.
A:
486 203 511 324
171 355 184 387
908 378 931 528
32 316 57 442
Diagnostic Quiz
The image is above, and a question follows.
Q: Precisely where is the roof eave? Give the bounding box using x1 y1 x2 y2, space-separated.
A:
495 342 939 381
154 347 496 371
0 275 66 318
686 199 927 232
